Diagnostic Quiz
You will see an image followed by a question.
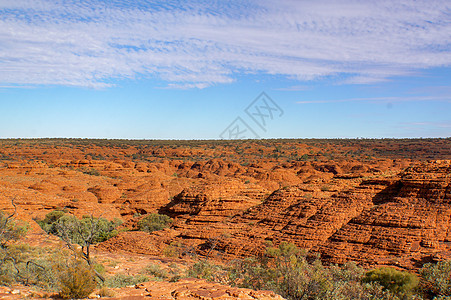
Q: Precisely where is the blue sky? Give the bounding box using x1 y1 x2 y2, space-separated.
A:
0 0 450 139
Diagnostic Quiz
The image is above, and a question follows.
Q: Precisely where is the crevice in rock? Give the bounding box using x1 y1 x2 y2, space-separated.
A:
372 181 403 205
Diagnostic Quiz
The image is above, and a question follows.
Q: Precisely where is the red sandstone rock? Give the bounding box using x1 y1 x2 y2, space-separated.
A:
0 139 450 274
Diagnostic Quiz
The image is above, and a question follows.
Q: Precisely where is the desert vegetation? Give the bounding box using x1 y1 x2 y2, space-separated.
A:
4 208 451 300
186 241 450 300
137 213 173 233
0 138 450 298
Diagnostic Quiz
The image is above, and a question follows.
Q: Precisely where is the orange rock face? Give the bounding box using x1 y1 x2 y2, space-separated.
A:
318 160 451 268
0 138 450 271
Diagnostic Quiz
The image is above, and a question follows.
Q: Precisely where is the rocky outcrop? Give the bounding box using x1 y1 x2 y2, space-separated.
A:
158 160 450 269
318 160 451 268
162 180 266 217
135 278 284 299
0 139 450 272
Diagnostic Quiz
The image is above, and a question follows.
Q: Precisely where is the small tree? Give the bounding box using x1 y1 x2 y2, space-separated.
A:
38 211 121 282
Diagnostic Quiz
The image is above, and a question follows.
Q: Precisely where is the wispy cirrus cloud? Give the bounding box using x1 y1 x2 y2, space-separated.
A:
0 0 450 88
297 95 451 104
402 121 451 128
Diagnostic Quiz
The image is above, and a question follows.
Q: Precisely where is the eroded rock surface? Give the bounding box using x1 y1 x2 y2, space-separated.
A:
0 139 450 273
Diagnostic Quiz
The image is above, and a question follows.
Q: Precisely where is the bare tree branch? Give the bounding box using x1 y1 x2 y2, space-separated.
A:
5 197 17 223
0 197 19 248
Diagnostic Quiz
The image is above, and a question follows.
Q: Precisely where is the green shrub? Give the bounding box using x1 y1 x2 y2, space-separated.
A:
36 210 65 234
0 211 28 246
324 262 395 300
40 210 65 225
143 264 168 280
162 241 182 257
0 242 66 290
228 257 276 291
0 211 29 285
105 273 149 288
187 260 223 282
137 213 172 233
98 286 115 297
0 258 18 285
78 168 100 176
420 260 451 298
55 257 96 299
163 245 179 257
38 211 120 244
362 267 419 298
225 242 402 300
167 264 183 282
24 258 59 291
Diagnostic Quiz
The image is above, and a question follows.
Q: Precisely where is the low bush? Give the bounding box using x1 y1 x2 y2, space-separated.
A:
0 211 28 245
54 257 97 299
167 263 183 282
98 286 115 297
137 213 172 233
362 267 419 298
420 260 451 298
77 167 100 176
143 263 168 280
187 242 414 300
187 260 223 282
162 241 182 257
36 210 65 234
105 274 149 288
5 247 99 297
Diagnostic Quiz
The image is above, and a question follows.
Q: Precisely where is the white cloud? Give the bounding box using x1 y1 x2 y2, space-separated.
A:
297 95 451 104
403 121 451 128
275 85 311 91
0 0 450 88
